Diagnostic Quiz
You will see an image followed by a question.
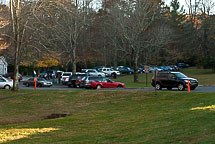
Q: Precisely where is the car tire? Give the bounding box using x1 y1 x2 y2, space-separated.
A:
117 85 123 88
155 83 162 90
167 87 172 90
178 83 185 91
68 84 72 88
190 87 196 90
37 83 42 87
76 84 80 88
96 85 102 89
26 83 30 87
4 85 10 89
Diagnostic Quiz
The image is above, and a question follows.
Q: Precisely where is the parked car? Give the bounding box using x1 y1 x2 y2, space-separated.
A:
151 66 162 72
138 67 145 73
39 72 48 79
90 79 125 89
80 76 104 88
177 63 189 69
96 69 109 77
93 66 106 70
151 71 198 91
61 72 73 84
81 69 106 77
165 66 173 71
80 76 125 89
98 68 120 77
43 70 56 79
158 66 169 71
67 73 87 88
0 76 13 89
23 77 52 87
3 72 22 82
117 67 134 74
170 65 179 71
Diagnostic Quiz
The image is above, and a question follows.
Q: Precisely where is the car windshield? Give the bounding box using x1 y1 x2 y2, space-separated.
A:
37 78 46 81
174 73 187 78
63 73 71 76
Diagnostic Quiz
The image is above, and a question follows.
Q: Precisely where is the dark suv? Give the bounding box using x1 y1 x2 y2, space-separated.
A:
151 72 198 91
67 73 87 88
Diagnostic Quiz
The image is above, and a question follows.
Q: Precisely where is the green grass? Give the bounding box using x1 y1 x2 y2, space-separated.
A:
116 73 153 88
116 68 215 88
1 90 215 143
181 68 215 86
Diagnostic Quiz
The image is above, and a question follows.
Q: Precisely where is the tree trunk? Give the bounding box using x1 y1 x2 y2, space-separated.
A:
72 45 76 74
133 51 139 83
13 56 19 91
11 0 21 91
113 48 118 70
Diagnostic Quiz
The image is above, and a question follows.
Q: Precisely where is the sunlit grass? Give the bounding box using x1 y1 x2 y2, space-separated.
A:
0 128 59 143
190 105 215 111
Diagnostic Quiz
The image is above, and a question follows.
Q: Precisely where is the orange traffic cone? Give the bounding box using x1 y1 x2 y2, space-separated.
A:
34 78 37 90
187 80 190 92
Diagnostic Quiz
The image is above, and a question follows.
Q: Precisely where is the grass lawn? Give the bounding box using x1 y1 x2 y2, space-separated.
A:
116 67 215 88
1 90 215 143
116 73 153 88
181 67 215 86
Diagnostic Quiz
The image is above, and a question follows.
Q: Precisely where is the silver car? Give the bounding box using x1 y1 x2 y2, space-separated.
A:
0 76 13 89
81 69 106 77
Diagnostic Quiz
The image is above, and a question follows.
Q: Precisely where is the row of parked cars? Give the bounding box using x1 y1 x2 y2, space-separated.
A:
18 62 189 89
67 74 125 89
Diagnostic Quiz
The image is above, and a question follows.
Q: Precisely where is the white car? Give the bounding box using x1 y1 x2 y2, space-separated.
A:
61 72 72 84
98 68 120 76
0 76 13 89
81 69 106 77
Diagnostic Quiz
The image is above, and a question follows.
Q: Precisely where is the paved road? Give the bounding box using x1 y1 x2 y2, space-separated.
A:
19 81 215 93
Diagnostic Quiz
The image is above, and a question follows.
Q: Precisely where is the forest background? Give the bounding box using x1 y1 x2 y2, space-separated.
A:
0 0 214 89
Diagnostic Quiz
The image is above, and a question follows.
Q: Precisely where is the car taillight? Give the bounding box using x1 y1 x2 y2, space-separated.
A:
84 81 87 84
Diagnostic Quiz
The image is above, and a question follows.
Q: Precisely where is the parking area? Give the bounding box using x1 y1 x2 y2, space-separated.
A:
18 77 215 93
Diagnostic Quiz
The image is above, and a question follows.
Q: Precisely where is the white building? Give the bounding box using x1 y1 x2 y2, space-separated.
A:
0 56 7 75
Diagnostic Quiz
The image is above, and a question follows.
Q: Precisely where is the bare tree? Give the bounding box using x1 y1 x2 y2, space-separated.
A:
114 0 159 82
9 0 33 90
32 0 88 73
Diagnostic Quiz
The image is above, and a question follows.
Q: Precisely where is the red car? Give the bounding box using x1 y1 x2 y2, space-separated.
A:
4 72 22 82
86 77 125 89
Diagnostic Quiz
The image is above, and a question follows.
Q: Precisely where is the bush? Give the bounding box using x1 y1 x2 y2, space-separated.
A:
202 57 215 70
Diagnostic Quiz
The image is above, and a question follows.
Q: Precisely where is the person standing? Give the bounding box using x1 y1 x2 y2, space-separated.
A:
33 70 36 77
